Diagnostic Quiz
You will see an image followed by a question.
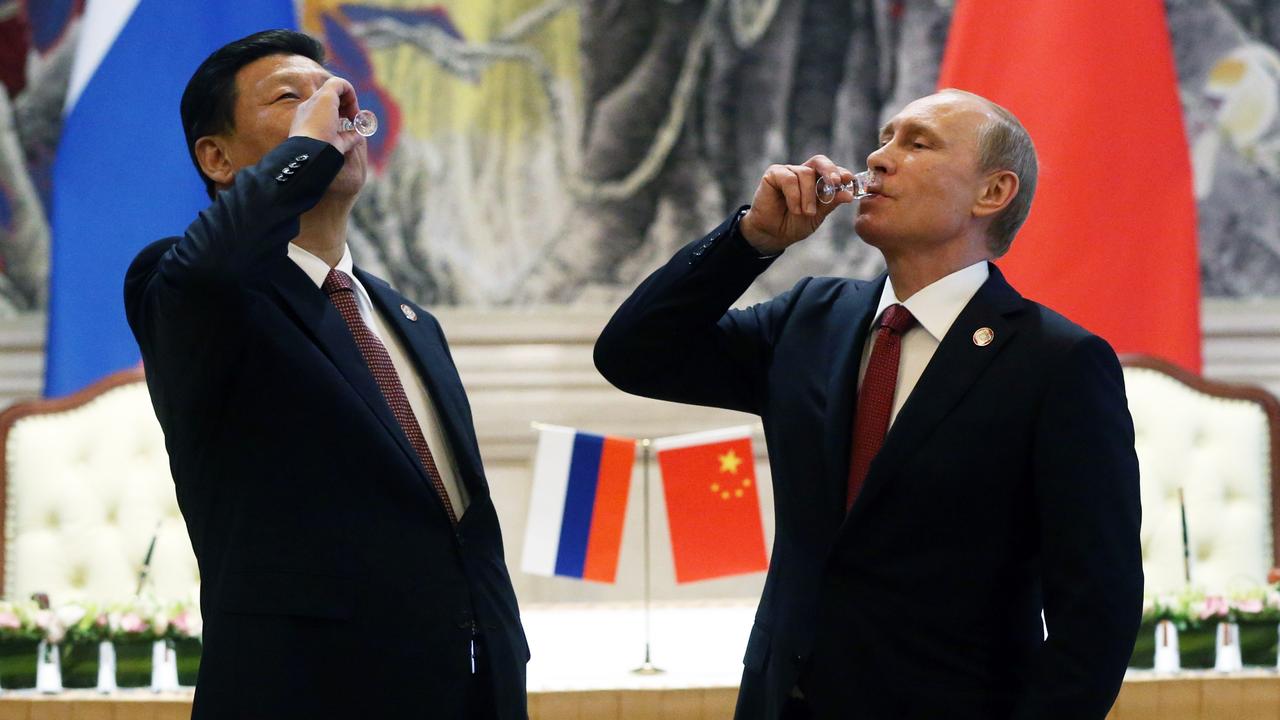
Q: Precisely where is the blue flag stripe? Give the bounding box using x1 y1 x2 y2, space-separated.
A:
47 0 295 396
554 433 604 578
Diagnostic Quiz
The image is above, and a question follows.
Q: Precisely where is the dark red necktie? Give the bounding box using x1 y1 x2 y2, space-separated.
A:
846 303 917 513
323 269 458 525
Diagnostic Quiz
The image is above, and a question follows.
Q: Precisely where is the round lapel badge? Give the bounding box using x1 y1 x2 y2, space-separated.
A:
972 327 995 347
400 304 418 322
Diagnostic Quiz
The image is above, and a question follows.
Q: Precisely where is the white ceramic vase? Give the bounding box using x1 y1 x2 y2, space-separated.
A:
150 640 179 692
1153 619 1181 672
35 641 62 693
1214 621 1243 672
96 641 117 693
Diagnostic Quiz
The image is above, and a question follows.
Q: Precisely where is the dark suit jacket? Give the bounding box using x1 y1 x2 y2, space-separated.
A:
124 137 528 719
594 211 1143 720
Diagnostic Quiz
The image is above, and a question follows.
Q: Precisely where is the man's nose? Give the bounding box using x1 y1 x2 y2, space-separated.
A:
866 144 893 175
870 146 890 174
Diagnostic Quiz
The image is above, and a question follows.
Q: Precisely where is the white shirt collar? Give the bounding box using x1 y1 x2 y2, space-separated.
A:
871 261 990 342
286 242 355 289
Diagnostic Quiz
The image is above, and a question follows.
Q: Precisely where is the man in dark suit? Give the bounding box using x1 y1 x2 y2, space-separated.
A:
124 30 527 719
595 89 1142 719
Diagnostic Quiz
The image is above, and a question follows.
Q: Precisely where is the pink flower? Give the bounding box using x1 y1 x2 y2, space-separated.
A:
0 612 20 630
171 611 190 636
1235 599 1264 614
120 613 148 634
1200 596 1231 619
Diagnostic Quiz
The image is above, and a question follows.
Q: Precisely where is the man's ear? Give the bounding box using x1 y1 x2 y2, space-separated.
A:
194 136 235 187
972 170 1019 219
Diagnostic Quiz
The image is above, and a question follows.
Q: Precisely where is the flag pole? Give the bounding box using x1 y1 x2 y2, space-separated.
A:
632 437 664 675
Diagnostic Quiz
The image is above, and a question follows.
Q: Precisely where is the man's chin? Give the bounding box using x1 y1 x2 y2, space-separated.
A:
854 217 885 246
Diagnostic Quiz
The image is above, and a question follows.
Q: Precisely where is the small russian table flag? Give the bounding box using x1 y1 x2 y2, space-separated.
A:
522 425 636 582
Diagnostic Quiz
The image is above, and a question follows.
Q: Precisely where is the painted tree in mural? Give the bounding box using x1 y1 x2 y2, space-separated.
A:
1 0 1279 310
0 0 77 315
320 0 1280 304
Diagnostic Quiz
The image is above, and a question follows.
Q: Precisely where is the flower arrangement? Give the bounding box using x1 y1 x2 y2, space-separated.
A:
1141 592 1197 630
104 598 166 688
56 603 110 689
0 601 45 688
1134 585 1280 669
0 600 43 643
1195 592 1280 624
0 596 206 691
153 602 203 642
1141 587 1280 628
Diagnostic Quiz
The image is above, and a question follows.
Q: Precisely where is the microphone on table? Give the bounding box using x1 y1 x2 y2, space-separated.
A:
1178 487 1192 585
136 520 162 597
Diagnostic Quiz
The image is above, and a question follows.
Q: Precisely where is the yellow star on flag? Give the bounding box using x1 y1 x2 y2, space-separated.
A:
718 449 743 475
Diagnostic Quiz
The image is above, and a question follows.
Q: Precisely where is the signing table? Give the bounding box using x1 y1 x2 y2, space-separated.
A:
0 604 1275 719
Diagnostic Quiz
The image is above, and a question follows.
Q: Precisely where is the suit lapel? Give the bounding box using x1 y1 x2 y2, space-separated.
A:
843 264 1026 528
820 275 885 530
265 259 432 500
356 269 489 502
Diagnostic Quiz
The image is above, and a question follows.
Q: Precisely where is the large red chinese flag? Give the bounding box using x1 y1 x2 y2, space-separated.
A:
655 427 769 583
938 1 1201 372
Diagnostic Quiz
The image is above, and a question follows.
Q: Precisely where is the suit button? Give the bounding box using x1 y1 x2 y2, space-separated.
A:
793 654 803 663
294 154 309 161
275 175 287 183
288 161 300 169
455 611 473 629
281 167 294 175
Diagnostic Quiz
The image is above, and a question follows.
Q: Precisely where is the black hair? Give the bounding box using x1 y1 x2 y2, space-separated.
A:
180 29 326 198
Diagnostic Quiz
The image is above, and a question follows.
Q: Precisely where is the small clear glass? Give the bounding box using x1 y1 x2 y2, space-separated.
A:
339 109 378 137
817 170 878 204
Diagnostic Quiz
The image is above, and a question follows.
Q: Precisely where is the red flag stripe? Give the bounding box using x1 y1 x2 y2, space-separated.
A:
582 436 635 583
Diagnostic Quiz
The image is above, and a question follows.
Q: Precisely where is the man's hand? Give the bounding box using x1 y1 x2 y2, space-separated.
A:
288 76 365 155
740 155 854 255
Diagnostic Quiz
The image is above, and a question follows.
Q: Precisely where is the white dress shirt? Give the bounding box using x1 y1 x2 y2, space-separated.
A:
857 261 990 427
287 243 469 516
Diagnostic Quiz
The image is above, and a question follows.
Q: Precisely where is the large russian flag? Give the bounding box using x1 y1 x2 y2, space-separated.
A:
47 0 296 396
522 425 636 583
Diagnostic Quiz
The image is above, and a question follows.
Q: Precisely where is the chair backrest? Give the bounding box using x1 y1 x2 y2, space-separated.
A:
0 368 198 605
1122 355 1280 596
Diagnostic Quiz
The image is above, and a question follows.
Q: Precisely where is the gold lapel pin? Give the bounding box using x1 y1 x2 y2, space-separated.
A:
972 327 995 347
400 304 418 322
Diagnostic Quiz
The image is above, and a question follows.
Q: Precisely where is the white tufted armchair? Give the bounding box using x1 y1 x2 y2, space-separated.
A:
1122 355 1280 596
0 368 198 605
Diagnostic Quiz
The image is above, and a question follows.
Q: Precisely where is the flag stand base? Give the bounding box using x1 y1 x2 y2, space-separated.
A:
631 639 664 675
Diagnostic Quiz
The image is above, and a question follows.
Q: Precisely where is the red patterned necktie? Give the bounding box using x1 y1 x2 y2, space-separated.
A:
323 269 458 525
846 303 917 513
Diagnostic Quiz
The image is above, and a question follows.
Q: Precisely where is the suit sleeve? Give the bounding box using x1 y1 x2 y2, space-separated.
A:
123 137 345 423
1012 335 1143 719
124 137 344 334
594 209 805 416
